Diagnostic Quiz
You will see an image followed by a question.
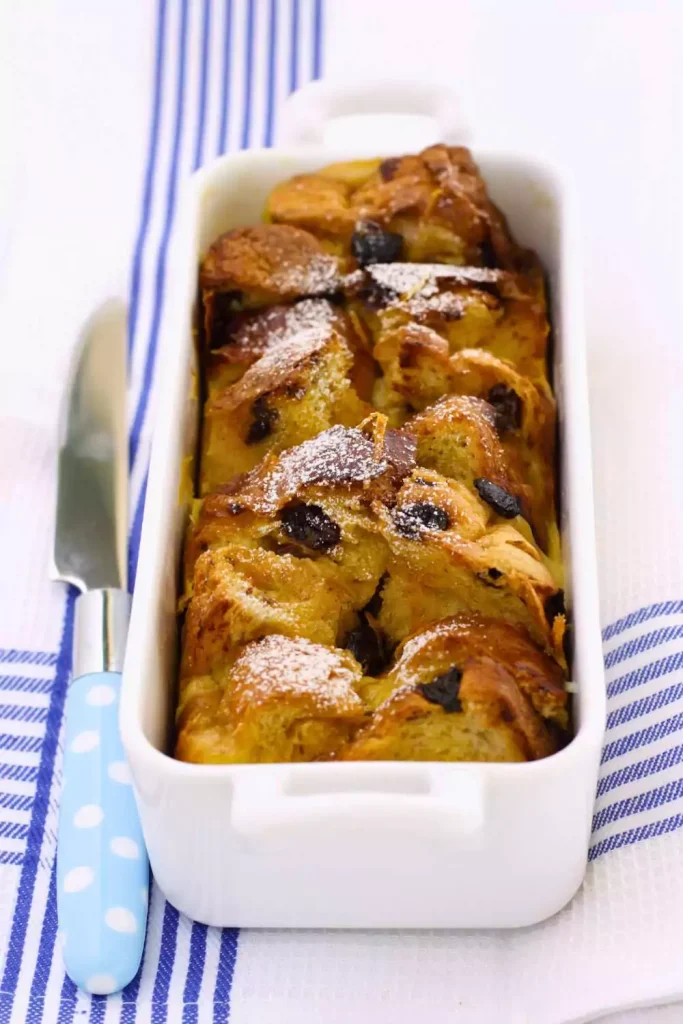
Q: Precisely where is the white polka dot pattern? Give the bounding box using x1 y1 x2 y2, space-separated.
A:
73 804 104 829
70 730 100 753
105 907 138 934
107 760 131 784
110 836 140 859
63 866 94 893
86 683 116 706
85 974 118 996
57 672 148 997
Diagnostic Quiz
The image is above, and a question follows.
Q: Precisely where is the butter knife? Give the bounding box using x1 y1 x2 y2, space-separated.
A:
51 299 149 995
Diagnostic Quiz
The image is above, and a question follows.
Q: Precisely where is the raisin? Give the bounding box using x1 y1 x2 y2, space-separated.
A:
479 238 498 268
544 590 566 624
226 502 244 516
352 225 404 266
394 502 450 537
365 575 388 617
379 157 401 181
246 398 278 444
209 291 242 348
474 280 502 301
418 668 463 713
345 616 387 675
487 384 522 434
474 478 522 519
280 503 341 551
361 283 387 308
478 567 505 588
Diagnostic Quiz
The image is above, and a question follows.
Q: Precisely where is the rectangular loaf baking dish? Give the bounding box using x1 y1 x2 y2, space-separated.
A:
120 81 605 929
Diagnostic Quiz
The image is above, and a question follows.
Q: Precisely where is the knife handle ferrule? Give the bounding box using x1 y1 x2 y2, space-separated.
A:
74 588 131 677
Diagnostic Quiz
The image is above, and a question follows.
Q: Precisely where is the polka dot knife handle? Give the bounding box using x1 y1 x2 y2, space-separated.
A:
57 671 149 996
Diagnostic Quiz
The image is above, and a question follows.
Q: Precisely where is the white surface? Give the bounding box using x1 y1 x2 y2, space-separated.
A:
1 0 683 1021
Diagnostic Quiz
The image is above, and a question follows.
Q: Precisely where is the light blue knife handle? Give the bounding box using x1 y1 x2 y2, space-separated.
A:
57 669 149 996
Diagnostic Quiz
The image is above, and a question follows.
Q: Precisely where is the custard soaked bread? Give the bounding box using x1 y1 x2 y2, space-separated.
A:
265 145 527 268
178 144 567 764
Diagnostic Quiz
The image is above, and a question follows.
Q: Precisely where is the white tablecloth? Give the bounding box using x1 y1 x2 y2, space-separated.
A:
1 2 682 1021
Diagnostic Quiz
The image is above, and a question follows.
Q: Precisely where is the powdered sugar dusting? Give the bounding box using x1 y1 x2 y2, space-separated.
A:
213 313 337 412
403 290 466 318
272 251 341 295
243 299 337 350
344 263 505 317
258 425 388 508
233 634 363 710
364 263 504 294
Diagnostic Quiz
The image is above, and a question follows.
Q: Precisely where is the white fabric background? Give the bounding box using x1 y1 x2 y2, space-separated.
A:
1 1 682 1021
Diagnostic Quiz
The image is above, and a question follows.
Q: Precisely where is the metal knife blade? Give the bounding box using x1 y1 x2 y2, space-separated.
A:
51 299 128 592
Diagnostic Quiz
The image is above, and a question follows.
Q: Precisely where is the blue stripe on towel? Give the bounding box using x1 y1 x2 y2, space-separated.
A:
240 0 256 150
1 3 333 1020
213 929 239 1024
193 0 212 171
603 600 683 641
217 0 235 155
606 649 683 700
0 674 54 695
263 0 278 147
605 623 683 670
182 923 208 1024
289 0 300 93
128 468 149 593
25 863 59 1023
601 711 683 766
597 740 683 799
128 0 169 358
151 902 180 1024
0 650 58 667
128 0 190 470
0 588 76 1024
312 0 323 78
590 810 683 861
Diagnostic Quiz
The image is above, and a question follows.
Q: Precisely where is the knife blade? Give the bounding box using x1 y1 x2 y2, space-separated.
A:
52 299 127 592
53 300 149 996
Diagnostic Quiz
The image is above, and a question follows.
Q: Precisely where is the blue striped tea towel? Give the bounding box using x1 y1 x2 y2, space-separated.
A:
2 1 683 1022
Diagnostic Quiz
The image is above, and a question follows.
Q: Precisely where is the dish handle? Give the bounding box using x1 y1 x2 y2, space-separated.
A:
277 79 469 150
230 768 485 840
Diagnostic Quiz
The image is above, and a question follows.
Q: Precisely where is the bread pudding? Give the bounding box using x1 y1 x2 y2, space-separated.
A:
177 144 568 765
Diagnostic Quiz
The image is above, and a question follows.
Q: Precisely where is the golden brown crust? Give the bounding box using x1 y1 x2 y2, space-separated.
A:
381 614 566 724
206 298 377 401
447 348 557 553
343 614 566 762
179 143 568 765
265 146 528 268
407 395 535 539
347 262 549 384
181 546 360 679
176 635 367 764
374 469 562 657
199 308 370 494
200 224 341 300
267 174 357 238
343 660 556 763
184 419 415 605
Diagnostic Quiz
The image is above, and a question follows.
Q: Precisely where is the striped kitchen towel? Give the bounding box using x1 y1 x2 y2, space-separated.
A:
2 1 683 1022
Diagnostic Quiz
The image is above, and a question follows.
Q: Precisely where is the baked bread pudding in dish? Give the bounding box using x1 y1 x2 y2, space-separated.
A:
177 144 569 764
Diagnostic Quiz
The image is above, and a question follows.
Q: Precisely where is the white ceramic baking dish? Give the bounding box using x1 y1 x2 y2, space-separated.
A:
120 81 605 929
